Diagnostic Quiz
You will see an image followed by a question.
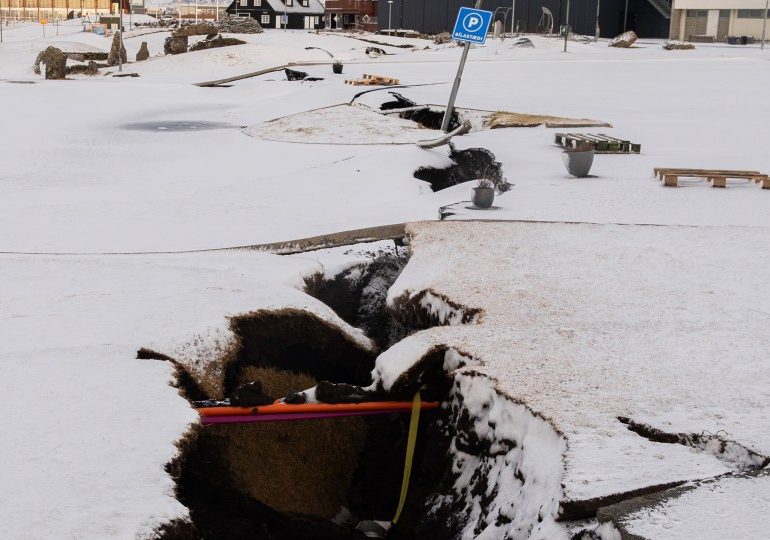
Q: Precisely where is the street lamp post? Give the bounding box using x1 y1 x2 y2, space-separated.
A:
623 0 628 31
762 0 769 49
594 0 600 40
387 0 392 36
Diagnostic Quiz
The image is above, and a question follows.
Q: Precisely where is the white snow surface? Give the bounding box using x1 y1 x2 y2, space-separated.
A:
0 250 371 538
3 21 770 538
376 220 770 502
620 472 770 539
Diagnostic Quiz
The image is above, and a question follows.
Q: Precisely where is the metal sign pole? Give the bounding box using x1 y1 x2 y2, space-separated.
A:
594 0 600 41
440 0 484 133
563 0 570 52
762 0 769 49
118 1 123 71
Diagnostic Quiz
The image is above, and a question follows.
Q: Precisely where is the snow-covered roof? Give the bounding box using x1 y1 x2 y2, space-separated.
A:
264 0 324 14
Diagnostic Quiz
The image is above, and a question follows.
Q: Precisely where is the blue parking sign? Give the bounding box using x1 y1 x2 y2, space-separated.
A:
451 7 493 45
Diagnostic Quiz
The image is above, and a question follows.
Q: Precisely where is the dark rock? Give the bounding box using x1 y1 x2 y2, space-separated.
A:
314 381 382 404
67 61 100 76
609 30 638 48
663 40 695 50
107 32 127 66
188 36 246 52
64 51 108 61
164 36 189 55
231 380 275 406
173 22 218 37
284 68 309 81
33 47 67 79
365 47 387 57
136 41 150 61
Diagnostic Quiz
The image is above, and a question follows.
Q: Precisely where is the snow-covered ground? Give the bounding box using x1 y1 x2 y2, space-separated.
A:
2 18 769 538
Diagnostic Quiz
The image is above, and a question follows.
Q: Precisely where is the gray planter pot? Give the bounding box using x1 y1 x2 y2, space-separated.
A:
471 187 495 208
332 62 343 74
562 150 594 177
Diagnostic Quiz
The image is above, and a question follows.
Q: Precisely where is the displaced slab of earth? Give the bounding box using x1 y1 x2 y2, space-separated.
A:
359 220 770 537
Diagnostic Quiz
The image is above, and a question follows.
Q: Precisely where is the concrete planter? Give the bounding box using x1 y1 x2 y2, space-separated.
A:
471 187 495 208
562 149 594 177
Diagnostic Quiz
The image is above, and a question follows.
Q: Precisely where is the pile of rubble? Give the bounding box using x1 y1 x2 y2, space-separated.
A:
142 16 263 34
215 16 264 34
164 22 247 55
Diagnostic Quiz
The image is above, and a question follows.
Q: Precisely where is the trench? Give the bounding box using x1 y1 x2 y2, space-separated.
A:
148 249 464 539
149 245 568 539
379 92 461 133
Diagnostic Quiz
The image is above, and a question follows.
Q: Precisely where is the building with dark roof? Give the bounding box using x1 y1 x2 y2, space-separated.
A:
226 0 325 29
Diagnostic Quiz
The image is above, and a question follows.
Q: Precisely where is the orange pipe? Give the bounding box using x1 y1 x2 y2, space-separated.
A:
198 400 440 417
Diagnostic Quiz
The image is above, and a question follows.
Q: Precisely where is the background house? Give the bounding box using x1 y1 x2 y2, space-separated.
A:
324 0 379 31
669 1 768 40
225 0 324 29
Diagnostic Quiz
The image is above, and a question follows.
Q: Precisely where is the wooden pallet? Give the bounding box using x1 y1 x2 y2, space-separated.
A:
653 168 770 189
344 73 400 86
555 133 641 154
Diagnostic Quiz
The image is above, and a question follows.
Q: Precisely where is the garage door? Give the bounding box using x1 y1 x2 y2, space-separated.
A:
684 10 708 40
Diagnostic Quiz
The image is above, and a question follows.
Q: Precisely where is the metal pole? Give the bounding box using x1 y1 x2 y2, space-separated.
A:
387 0 392 35
563 0 569 51
594 0 600 40
118 1 123 71
440 0 483 133
194 0 197 23
511 0 515 34
762 0 768 49
215 0 218 21
623 0 628 32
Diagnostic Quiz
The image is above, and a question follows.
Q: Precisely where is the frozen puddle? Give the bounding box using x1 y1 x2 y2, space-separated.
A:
244 104 440 145
121 120 240 132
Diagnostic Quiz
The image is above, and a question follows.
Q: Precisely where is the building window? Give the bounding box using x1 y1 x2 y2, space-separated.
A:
737 9 767 18
285 0 292 5
261 13 270 23
686 10 707 17
314 16 319 24
239 0 247 6
255 0 261 5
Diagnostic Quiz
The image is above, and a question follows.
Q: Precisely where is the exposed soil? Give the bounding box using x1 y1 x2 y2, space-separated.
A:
380 92 460 132
413 142 504 192
303 247 409 349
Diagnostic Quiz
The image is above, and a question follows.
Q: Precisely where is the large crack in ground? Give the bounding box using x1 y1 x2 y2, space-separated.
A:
618 416 769 471
138 238 588 539
144 238 765 539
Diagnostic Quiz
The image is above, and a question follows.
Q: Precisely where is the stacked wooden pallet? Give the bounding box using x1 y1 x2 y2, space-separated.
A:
653 168 770 189
555 133 641 154
344 73 401 86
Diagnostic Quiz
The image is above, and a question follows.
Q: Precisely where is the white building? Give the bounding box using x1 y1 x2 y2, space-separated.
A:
670 0 769 40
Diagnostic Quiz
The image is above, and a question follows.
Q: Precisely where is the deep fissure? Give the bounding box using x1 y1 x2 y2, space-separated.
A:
413 142 505 192
148 247 570 539
148 249 470 539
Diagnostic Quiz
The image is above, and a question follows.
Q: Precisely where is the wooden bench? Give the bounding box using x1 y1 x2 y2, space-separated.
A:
653 168 770 189
555 133 641 154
